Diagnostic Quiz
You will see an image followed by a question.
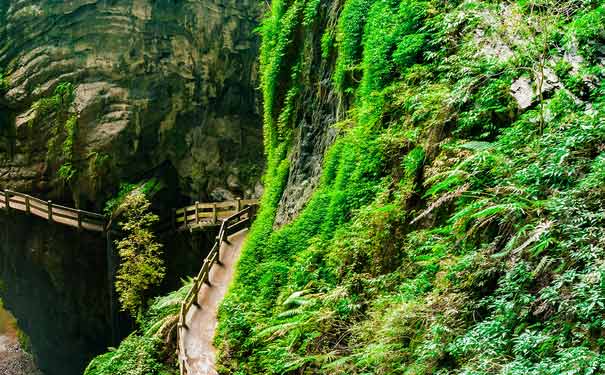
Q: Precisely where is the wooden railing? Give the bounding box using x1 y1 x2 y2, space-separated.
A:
177 204 258 375
0 187 258 236
173 198 258 231
0 189 106 232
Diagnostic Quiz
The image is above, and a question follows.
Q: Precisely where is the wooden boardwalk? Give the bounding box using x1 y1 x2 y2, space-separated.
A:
177 205 257 375
0 190 106 232
0 189 258 234
174 199 258 232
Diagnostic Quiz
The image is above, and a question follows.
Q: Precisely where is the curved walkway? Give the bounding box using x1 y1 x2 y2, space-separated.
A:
178 229 248 375
0 190 105 232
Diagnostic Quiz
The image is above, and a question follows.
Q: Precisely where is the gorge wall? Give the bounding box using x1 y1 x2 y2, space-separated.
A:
0 0 264 209
0 214 111 375
0 1 265 373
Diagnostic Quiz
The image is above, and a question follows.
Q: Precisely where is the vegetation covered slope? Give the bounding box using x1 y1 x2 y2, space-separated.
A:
216 0 605 374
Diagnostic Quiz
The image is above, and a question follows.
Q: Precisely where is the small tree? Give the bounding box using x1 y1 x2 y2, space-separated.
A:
115 192 165 320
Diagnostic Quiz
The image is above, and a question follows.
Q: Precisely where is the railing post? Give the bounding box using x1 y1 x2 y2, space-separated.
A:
195 201 200 224
4 191 9 213
236 198 241 212
47 200 53 222
183 207 187 228
25 196 30 214
212 203 217 224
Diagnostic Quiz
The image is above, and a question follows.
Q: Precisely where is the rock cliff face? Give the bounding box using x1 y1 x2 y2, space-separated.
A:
0 0 263 208
0 1 264 373
0 214 111 375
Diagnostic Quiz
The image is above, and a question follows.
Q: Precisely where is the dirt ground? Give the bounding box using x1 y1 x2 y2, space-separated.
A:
0 336 41 375
0 303 41 375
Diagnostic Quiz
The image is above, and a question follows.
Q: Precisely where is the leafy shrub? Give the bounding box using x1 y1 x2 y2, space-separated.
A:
115 192 165 320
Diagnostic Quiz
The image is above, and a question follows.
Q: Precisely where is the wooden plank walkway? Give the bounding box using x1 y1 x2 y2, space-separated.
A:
179 229 248 375
0 188 258 235
177 205 257 375
0 187 259 374
0 190 106 232
174 199 258 232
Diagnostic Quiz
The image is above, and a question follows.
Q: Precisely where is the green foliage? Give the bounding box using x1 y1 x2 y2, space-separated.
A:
456 77 516 140
105 179 162 216
259 0 305 154
84 284 189 375
32 82 80 185
57 115 79 184
105 183 138 215
566 5 605 61
334 0 375 92
217 0 605 374
359 0 427 100
84 335 172 375
115 192 165 320
0 70 8 93
303 0 321 26
32 82 75 119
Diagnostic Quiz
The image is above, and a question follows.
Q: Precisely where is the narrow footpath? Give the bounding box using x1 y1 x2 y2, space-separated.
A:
179 229 248 375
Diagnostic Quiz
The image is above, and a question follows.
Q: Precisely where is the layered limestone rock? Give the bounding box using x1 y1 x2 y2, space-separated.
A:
0 0 263 208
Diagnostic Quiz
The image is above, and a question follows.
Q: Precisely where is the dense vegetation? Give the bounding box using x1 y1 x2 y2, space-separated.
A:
86 187 174 375
0 70 8 93
84 285 188 375
115 192 165 320
214 0 605 374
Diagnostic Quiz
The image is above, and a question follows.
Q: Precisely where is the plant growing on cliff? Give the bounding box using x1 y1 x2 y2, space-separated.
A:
31 82 81 187
215 0 605 374
0 70 8 93
115 192 165 320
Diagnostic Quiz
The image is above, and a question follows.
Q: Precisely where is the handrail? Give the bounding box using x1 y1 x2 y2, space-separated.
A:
0 189 107 232
173 198 258 230
176 204 258 375
0 188 257 236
